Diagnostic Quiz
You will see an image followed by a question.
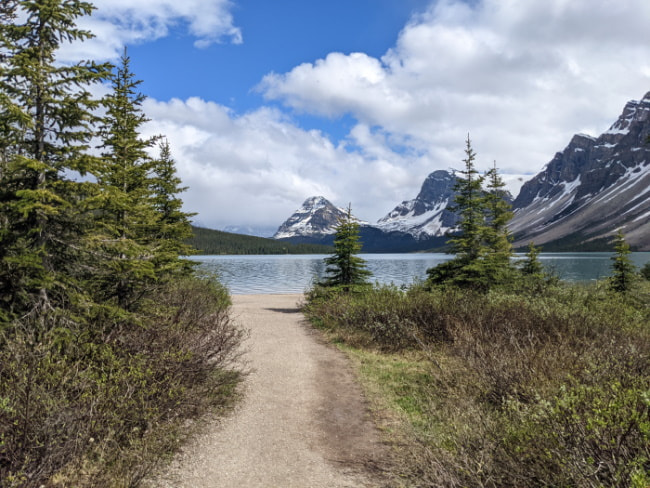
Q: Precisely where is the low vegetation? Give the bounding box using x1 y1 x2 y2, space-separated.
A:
305 137 650 487
1 277 243 487
305 279 650 487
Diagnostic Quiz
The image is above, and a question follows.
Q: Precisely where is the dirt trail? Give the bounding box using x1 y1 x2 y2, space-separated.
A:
151 294 387 488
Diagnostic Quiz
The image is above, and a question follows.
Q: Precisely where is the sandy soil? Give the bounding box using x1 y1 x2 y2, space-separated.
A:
149 294 387 488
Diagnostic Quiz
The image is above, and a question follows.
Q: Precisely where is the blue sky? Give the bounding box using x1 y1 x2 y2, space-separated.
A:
60 0 650 234
131 1 430 104
128 0 432 143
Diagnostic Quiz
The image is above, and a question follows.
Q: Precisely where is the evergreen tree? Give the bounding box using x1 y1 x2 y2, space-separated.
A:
481 160 514 282
483 161 513 258
149 138 196 276
520 242 544 276
91 48 159 308
323 204 371 289
448 135 486 263
640 261 650 281
608 230 636 293
0 0 108 320
427 136 489 288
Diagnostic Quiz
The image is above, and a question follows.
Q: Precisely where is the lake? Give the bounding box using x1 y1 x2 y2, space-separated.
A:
190 253 650 295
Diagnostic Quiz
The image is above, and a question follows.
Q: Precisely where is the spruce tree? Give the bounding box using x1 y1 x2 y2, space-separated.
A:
483 161 513 258
640 261 650 281
91 48 159 308
0 0 108 320
609 231 636 293
323 204 371 290
149 138 196 276
448 135 486 263
481 160 514 281
427 136 489 288
520 242 544 276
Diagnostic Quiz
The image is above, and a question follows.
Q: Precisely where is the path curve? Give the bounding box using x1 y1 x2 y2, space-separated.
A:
151 294 386 488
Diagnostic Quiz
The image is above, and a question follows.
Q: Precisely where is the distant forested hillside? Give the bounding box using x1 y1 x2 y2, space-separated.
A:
188 226 333 254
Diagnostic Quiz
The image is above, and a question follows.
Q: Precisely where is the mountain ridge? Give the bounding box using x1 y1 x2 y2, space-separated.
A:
510 91 650 250
272 91 650 252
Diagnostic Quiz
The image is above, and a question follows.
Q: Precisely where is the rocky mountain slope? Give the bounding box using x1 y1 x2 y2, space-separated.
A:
273 196 353 239
274 92 650 252
511 91 650 250
376 170 459 238
273 192 450 252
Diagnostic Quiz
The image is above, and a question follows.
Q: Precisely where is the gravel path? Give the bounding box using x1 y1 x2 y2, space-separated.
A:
151 294 387 488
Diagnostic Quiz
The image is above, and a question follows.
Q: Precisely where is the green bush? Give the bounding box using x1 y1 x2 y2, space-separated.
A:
641 262 650 281
0 277 244 487
304 280 650 487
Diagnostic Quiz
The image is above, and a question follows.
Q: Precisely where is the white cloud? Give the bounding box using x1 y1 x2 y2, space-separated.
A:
59 0 241 62
48 0 650 232
140 98 434 230
259 0 650 179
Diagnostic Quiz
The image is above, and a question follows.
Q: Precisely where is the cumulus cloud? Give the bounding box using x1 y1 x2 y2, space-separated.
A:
59 0 241 62
259 0 650 179
50 0 650 231
140 98 431 229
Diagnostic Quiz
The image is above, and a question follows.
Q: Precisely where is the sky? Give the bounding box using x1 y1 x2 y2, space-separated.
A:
59 0 650 235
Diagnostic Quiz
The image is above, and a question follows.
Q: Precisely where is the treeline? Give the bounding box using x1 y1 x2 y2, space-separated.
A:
189 226 333 255
0 2 242 486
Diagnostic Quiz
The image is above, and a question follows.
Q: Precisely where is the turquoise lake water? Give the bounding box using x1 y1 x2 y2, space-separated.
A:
190 253 650 295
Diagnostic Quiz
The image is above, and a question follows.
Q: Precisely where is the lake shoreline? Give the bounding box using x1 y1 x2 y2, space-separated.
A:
191 253 650 294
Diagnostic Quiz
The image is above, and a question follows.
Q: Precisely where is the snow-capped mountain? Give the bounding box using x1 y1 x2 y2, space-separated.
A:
376 170 458 238
511 91 650 250
272 174 456 252
274 92 650 252
273 196 359 239
276 172 459 243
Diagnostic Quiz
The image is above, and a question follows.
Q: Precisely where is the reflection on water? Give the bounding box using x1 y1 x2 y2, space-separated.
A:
190 253 650 295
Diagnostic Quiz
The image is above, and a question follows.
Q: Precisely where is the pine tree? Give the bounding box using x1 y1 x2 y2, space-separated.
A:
0 0 108 320
608 230 636 293
481 160 514 281
448 135 486 263
520 242 544 276
323 204 371 290
91 48 159 308
149 138 196 276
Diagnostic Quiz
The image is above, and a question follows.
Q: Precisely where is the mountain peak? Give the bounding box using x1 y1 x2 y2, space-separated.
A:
511 90 650 250
273 196 347 239
377 170 458 238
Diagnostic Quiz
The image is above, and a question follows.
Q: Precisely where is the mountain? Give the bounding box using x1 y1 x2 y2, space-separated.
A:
273 196 353 239
272 176 455 252
376 170 458 238
511 91 650 251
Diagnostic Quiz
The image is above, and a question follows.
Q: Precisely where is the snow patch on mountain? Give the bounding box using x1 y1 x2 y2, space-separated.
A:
376 199 453 237
376 170 458 239
511 91 650 250
273 196 369 239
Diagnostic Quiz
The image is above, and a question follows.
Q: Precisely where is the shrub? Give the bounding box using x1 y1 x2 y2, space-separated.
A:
0 277 244 487
641 261 650 281
304 280 650 487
